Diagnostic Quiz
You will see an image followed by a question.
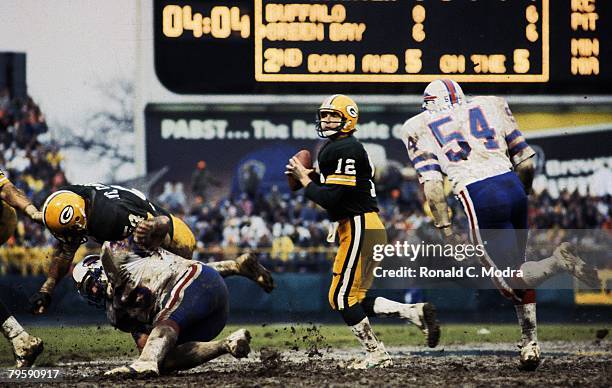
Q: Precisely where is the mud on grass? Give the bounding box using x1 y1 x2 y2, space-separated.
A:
2 324 610 386
10 341 612 387
1 323 606 366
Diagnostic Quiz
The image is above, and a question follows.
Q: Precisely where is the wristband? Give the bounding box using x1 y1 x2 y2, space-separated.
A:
435 223 451 229
24 204 38 217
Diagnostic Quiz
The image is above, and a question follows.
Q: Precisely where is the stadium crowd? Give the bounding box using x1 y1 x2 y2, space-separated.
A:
0 89 66 249
0 90 609 274
156 173 611 272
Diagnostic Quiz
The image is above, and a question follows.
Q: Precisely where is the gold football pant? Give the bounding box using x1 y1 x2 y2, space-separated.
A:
0 201 17 245
161 215 196 259
328 212 387 310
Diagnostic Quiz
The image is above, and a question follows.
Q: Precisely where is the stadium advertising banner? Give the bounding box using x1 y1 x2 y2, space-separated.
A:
145 104 612 199
528 126 612 197
145 104 412 198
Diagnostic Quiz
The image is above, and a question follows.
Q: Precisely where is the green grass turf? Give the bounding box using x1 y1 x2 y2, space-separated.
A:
0 323 605 366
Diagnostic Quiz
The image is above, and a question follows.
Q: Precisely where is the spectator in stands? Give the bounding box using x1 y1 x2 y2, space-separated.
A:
239 162 262 199
157 181 187 213
190 160 220 202
148 172 612 272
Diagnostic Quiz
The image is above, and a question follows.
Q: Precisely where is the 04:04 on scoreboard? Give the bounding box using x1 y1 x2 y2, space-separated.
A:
254 0 549 83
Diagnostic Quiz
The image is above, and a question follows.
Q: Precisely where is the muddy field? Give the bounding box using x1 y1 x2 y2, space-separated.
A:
8 341 611 387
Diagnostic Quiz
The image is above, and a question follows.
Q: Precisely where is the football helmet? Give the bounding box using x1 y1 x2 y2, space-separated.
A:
422 79 465 112
316 94 359 138
72 254 108 308
42 190 87 241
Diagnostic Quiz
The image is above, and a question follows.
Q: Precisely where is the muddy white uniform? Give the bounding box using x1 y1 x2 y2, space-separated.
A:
401 96 534 194
103 242 229 343
403 91 538 305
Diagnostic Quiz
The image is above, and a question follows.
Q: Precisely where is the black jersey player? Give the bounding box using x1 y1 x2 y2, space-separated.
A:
30 183 274 314
286 95 440 369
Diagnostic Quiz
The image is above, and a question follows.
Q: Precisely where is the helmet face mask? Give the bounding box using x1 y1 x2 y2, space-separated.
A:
315 94 359 138
316 109 346 138
54 225 88 245
73 255 108 308
79 267 107 308
422 79 465 112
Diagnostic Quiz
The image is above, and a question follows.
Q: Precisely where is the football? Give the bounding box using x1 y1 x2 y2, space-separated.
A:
287 149 312 191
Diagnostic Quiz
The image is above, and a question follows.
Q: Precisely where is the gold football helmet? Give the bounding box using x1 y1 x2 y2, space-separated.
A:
316 94 359 138
42 190 87 240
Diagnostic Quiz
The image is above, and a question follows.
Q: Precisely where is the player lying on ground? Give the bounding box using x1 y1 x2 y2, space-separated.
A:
0 169 45 367
30 183 275 314
73 241 256 376
401 79 601 370
286 95 440 370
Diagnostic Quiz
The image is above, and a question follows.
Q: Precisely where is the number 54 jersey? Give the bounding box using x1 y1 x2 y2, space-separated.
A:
400 96 535 194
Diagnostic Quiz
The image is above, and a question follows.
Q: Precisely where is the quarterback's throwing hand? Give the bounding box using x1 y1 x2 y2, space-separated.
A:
285 157 314 186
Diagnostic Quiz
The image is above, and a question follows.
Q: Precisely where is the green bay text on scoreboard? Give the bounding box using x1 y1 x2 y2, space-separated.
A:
154 0 610 94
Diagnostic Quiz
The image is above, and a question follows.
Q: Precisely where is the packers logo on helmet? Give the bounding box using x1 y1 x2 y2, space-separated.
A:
316 94 359 138
59 206 74 225
42 190 87 239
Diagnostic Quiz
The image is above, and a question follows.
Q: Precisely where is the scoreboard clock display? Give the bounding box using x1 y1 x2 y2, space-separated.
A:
154 0 610 94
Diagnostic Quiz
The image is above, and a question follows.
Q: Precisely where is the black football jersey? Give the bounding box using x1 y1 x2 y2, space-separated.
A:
314 135 379 221
63 183 170 243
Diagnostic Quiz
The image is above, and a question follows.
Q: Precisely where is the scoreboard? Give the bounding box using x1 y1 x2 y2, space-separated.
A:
154 0 610 94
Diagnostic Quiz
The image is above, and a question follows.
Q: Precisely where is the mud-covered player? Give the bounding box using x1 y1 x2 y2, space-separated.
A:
286 94 440 369
401 79 600 370
30 183 274 314
73 241 251 376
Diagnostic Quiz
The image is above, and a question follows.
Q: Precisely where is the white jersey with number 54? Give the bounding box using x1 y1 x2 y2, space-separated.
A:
401 96 535 194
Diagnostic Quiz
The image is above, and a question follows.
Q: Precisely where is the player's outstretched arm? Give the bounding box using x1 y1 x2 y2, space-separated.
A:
423 180 453 238
29 243 79 314
515 157 535 195
0 181 43 223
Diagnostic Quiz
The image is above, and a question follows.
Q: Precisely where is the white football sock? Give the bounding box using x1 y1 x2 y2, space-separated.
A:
137 324 178 368
350 317 382 352
520 256 562 287
1 316 25 341
162 340 227 371
373 297 421 325
515 303 538 344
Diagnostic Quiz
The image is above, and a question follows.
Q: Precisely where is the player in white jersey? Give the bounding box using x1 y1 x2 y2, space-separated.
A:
402 88 530 194
401 79 600 370
73 241 265 376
